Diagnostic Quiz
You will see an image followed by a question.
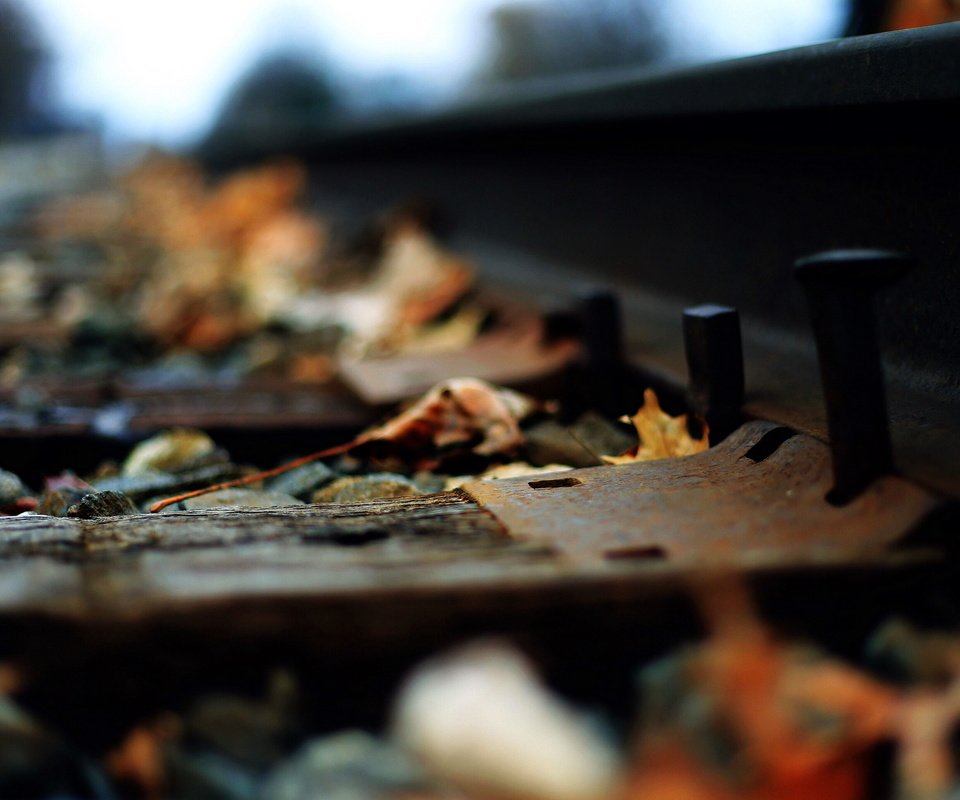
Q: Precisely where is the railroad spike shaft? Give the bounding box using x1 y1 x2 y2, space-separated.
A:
794 249 914 504
683 304 744 444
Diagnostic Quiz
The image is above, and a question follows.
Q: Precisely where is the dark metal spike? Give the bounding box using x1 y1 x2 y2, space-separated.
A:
794 249 915 504
683 304 744 443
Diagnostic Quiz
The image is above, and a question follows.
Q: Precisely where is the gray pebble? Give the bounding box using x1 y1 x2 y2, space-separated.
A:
163 749 259 800
267 462 335 500
311 474 423 504
121 428 225 476
66 490 139 519
0 469 29 505
1 696 103 797
93 462 242 503
182 671 299 769
412 470 447 494
261 731 432 800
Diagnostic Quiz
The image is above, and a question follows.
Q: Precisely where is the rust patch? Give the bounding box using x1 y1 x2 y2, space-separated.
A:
462 421 939 564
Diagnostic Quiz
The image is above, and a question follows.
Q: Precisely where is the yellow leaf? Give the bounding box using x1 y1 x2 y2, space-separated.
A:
602 389 709 464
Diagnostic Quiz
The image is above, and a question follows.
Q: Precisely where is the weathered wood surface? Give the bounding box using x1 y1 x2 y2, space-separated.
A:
0 464 951 751
0 421 946 626
0 487 942 627
0 492 552 616
0 492 504 555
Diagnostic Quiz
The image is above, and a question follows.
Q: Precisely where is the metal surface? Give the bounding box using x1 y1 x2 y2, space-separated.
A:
795 249 914 502
336 297 579 405
579 289 625 417
203 24 960 159
462 421 938 562
248 23 960 495
683 304 744 442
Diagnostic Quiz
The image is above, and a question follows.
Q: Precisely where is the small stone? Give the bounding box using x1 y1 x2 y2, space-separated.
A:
164 748 259 800
412 470 447 494
0 469 29 505
122 428 219 476
66 490 139 519
267 462 335 500
93 462 242 503
1 696 102 797
184 670 299 768
311 474 423 504
866 618 960 685
262 731 432 800
392 642 619 800
167 489 305 511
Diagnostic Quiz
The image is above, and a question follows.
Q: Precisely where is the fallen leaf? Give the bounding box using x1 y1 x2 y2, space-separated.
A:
0 662 24 695
149 378 548 511
106 715 180 799
444 461 573 490
320 227 476 356
396 304 487 356
288 352 335 383
632 578 896 800
359 377 546 463
603 388 709 464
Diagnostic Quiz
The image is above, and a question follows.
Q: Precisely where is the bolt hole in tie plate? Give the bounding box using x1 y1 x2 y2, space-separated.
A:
743 426 797 463
461 421 937 565
528 477 584 489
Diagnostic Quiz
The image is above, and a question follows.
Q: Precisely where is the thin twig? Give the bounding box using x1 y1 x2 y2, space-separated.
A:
148 440 357 512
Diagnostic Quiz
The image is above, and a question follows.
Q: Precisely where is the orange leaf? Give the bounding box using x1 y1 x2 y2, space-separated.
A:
603 388 709 464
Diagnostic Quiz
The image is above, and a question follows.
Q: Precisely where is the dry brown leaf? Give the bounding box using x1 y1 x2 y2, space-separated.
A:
288 352 335 383
0 662 24 695
106 715 180 799
150 378 550 511
602 388 709 464
361 377 546 464
331 226 476 356
630 578 897 800
201 160 306 247
396 304 487 356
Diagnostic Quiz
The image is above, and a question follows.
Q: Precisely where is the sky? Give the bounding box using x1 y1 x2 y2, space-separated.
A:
23 0 846 146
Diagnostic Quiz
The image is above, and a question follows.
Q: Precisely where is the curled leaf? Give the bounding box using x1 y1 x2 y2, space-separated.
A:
359 377 546 464
149 378 547 512
603 389 708 464
631 579 897 800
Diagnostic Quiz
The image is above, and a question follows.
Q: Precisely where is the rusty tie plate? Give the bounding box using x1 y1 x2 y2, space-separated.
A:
461 422 938 564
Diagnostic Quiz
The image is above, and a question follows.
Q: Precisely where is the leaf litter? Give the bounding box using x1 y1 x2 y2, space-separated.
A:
0 378 707 515
5 580 959 799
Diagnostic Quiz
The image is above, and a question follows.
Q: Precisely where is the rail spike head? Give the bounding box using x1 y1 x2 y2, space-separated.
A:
794 249 915 291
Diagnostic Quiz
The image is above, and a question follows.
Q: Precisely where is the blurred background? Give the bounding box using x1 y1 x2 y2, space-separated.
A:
1 0 958 155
